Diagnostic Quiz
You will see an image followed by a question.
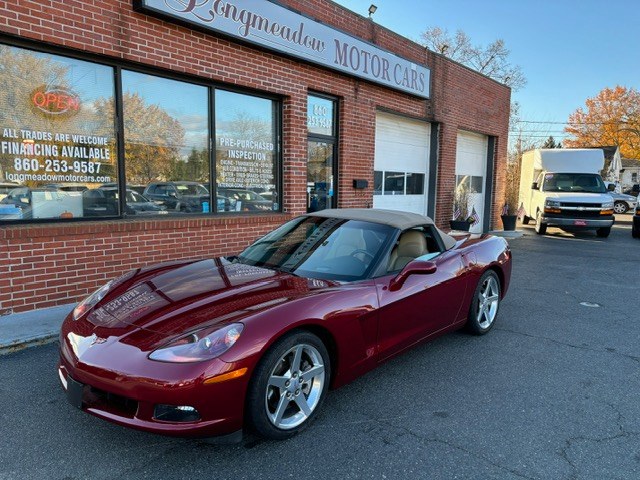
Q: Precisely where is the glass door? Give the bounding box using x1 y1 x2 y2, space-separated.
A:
307 140 335 212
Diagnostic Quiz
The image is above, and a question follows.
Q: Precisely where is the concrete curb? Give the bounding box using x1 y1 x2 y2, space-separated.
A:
489 230 526 239
0 303 74 355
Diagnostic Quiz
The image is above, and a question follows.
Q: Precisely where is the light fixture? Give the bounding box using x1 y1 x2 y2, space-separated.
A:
368 4 377 17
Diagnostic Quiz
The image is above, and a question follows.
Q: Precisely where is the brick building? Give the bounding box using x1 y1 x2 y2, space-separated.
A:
0 0 510 314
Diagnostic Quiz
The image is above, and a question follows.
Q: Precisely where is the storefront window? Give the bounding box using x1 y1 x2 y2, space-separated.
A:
0 45 117 220
215 90 278 213
122 71 210 215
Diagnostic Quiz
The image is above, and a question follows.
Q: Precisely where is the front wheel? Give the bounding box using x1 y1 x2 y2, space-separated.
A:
465 270 501 335
596 227 611 238
522 215 531 225
632 226 640 239
247 331 330 440
535 211 547 235
613 201 628 214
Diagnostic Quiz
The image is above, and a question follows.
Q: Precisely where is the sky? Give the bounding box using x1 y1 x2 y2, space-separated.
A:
333 0 640 144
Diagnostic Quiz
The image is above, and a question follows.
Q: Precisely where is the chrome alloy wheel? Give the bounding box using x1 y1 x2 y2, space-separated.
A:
265 344 325 430
613 201 628 214
476 275 500 329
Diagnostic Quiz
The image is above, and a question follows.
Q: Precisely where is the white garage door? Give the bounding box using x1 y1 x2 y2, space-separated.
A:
456 130 488 233
373 112 430 215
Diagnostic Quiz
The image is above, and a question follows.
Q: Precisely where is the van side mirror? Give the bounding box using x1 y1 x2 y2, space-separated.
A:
389 260 437 292
531 182 539 190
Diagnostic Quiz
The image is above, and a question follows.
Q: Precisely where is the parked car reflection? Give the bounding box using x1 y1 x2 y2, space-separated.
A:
218 188 272 211
144 181 233 213
0 187 82 219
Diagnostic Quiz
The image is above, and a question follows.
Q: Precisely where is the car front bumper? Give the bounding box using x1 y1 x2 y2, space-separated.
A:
58 336 253 439
540 215 614 229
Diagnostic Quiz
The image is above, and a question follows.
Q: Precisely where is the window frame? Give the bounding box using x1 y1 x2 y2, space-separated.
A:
0 35 283 225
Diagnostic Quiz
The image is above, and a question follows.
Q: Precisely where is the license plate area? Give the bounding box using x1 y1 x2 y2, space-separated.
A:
574 220 587 226
66 375 84 409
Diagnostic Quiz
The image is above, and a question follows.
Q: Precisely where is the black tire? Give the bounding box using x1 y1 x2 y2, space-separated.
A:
522 215 531 225
613 201 628 214
632 227 640 239
535 211 547 235
465 270 501 335
246 331 330 440
596 227 611 238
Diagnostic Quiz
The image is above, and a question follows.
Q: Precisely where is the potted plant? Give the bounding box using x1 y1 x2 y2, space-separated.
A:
501 160 520 231
450 182 473 231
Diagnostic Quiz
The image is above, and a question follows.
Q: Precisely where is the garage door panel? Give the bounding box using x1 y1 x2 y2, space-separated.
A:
456 130 488 234
374 112 430 215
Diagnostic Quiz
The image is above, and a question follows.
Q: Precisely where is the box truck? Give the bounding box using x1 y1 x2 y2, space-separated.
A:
519 149 615 237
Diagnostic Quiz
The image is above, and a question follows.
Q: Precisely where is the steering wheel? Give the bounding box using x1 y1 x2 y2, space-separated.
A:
351 249 375 263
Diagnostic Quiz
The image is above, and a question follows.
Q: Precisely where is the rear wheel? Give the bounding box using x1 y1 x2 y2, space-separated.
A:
633 226 640 238
596 227 611 238
522 215 531 225
535 211 547 235
247 331 330 440
465 270 501 335
613 201 628 214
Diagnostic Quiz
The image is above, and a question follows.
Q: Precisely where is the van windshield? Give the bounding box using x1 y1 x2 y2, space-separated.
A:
542 173 606 193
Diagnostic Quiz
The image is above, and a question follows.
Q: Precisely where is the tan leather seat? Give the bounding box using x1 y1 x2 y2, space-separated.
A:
388 230 427 271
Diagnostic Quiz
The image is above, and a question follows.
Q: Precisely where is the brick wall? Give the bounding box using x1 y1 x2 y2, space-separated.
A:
0 0 510 313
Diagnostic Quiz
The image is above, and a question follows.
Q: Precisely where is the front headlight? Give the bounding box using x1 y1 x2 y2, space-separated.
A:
601 202 614 209
545 199 561 207
148 323 244 363
73 280 114 320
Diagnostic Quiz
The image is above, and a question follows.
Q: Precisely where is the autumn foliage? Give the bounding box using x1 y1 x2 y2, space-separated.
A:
564 86 640 159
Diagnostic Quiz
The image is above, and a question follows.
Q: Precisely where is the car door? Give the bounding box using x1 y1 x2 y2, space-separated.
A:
374 235 470 362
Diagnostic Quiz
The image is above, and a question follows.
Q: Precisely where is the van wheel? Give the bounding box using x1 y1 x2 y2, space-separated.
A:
522 215 531 225
535 211 547 235
596 227 611 238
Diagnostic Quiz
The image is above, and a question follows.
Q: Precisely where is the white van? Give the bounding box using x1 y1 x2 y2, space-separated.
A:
519 149 615 237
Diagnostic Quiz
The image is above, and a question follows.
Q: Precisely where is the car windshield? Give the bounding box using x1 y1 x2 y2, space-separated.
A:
542 173 607 193
236 216 396 282
127 191 148 202
176 184 208 196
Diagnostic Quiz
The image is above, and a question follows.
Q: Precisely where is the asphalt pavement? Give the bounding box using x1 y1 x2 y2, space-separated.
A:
1 216 639 480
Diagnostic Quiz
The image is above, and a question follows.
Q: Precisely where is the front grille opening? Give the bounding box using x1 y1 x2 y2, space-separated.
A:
86 386 138 418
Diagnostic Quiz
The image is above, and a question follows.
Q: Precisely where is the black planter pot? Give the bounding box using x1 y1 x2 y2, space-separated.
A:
449 220 471 231
501 214 517 231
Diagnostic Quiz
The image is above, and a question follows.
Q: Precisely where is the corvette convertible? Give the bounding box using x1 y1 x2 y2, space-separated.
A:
59 209 512 440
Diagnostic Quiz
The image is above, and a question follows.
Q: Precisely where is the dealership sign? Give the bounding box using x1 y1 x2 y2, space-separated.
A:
134 0 430 99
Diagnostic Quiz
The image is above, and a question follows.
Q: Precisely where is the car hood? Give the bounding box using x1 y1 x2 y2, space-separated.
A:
543 192 612 204
71 259 335 352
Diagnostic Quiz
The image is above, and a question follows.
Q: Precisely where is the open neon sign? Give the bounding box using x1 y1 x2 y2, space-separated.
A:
31 86 81 116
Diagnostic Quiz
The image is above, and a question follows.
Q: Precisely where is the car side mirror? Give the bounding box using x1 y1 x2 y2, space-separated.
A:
607 183 616 192
389 260 437 292
531 182 539 190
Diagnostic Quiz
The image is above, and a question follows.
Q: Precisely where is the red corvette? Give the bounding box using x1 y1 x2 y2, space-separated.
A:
59 209 512 440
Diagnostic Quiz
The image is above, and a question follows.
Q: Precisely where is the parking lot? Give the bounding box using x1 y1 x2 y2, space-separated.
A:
1 216 639 480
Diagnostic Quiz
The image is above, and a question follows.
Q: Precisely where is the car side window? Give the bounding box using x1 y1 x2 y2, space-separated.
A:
386 226 443 273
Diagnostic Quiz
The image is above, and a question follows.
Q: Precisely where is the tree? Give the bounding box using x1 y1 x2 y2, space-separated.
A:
542 136 562 148
564 86 640 159
419 27 526 91
95 92 186 184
